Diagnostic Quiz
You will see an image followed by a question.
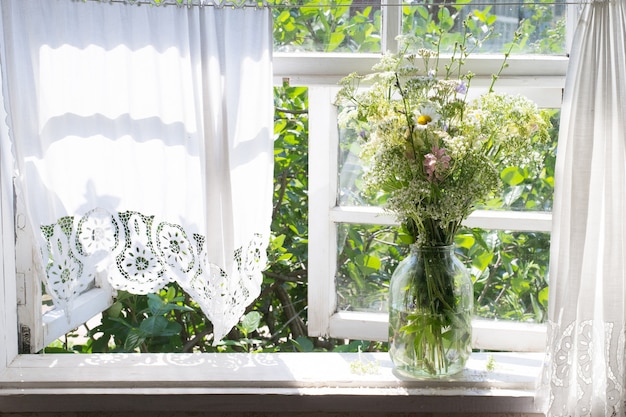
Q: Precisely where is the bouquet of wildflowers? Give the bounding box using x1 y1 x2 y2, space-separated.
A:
336 36 551 247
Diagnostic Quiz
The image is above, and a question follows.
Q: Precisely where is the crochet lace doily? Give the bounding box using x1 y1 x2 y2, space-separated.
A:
40 207 267 343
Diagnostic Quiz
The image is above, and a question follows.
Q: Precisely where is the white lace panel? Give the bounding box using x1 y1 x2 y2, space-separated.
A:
540 320 626 417
40 208 267 343
2 1 274 344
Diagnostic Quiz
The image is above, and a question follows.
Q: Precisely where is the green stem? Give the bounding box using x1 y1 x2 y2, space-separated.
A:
489 30 522 93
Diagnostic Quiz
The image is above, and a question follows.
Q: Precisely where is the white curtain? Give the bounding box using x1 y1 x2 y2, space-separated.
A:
539 0 626 415
0 0 274 343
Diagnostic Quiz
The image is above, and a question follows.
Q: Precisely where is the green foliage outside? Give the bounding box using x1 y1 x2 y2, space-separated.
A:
46 1 564 354
272 0 566 54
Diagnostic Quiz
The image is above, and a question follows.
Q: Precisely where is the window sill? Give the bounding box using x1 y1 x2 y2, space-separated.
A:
0 351 544 415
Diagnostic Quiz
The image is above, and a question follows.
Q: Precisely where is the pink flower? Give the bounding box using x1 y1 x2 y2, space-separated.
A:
423 145 451 183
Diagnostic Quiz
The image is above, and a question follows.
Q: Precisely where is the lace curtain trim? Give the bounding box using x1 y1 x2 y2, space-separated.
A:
40 207 267 342
540 319 626 416
90 0 270 8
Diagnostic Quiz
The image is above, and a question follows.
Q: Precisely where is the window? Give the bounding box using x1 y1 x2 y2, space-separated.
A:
300 2 572 352
0 0 577 414
9 0 571 354
4 0 566 350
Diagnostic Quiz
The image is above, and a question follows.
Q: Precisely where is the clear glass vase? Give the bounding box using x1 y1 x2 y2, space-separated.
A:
388 245 473 378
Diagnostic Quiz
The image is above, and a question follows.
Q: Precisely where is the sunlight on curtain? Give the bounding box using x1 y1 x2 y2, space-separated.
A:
538 0 626 415
1 0 274 343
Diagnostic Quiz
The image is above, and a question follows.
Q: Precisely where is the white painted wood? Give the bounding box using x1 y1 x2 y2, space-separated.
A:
274 54 569 82
463 210 552 232
472 319 547 352
566 2 581 54
307 86 339 337
14 203 115 353
42 286 113 347
0 351 544 414
14 202 44 353
330 206 552 232
382 0 401 53
0 135 18 370
329 311 389 340
328 311 546 352
305 73 558 344
330 206 398 225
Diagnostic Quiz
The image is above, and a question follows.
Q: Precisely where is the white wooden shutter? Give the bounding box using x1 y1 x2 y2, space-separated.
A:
15 195 114 354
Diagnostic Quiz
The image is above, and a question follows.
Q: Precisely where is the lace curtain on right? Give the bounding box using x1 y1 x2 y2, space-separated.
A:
538 0 626 415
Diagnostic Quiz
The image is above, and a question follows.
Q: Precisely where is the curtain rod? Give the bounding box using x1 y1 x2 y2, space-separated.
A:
89 0 585 8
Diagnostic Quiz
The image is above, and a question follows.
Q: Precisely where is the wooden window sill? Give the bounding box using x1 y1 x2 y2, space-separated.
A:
0 351 544 415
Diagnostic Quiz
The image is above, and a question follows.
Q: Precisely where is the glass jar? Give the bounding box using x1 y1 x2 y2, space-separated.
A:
388 245 473 378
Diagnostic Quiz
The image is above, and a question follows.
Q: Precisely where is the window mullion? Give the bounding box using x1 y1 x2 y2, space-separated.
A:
381 0 402 53
1 180 18 365
307 86 339 338
330 206 552 233
328 311 546 351
14 203 44 354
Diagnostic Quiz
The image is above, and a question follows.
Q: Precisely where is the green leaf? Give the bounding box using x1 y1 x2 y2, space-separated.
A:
90 336 111 353
333 340 369 352
355 254 381 274
293 336 315 352
108 316 135 330
538 287 549 307
147 293 166 315
124 329 145 352
239 311 262 337
271 234 286 249
276 10 291 23
106 301 124 318
165 286 177 302
139 316 169 337
455 233 475 249
326 32 346 52
163 320 183 337
501 166 526 186
472 251 494 270
511 276 531 293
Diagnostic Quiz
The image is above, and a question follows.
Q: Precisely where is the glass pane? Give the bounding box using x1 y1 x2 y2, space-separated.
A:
335 223 404 312
338 109 559 211
272 0 382 52
401 1 567 55
335 223 550 323
337 123 369 206
480 109 559 211
456 227 549 323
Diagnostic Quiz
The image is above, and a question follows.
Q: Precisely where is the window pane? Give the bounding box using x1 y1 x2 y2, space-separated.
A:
335 223 402 312
456 227 550 323
272 0 382 52
480 109 559 211
336 223 549 323
337 124 369 206
401 1 567 55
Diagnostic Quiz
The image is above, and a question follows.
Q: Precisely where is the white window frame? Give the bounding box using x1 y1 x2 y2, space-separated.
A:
14 196 115 353
287 1 574 351
0 3 578 413
10 0 572 355
304 61 566 351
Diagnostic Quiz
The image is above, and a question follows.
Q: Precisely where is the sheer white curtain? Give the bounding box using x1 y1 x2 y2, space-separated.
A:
0 0 274 343
539 0 626 415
